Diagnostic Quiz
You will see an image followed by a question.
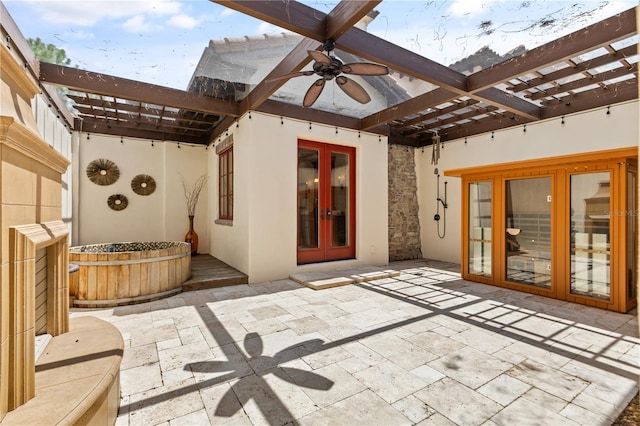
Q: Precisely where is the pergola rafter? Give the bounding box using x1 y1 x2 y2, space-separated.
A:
17 1 635 146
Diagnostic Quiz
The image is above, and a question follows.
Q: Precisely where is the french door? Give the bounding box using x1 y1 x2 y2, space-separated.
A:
456 148 638 312
297 140 356 264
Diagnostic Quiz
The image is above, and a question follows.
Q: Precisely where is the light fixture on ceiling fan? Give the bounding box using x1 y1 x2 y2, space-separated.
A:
270 40 389 107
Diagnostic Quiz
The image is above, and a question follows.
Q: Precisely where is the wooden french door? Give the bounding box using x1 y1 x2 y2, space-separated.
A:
454 147 638 312
297 140 356 264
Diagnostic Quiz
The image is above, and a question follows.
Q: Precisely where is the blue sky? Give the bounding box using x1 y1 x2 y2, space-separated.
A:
4 0 637 90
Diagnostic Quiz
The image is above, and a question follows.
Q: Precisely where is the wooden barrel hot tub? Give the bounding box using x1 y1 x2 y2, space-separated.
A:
69 241 191 307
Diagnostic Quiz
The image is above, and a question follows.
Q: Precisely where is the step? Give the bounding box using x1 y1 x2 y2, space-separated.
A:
290 265 400 290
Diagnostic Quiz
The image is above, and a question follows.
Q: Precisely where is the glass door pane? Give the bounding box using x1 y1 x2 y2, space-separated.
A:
570 172 611 300
220 154 227 218
468 181 492 277
298 148 319 249
331 152 349 247
505 177 552 288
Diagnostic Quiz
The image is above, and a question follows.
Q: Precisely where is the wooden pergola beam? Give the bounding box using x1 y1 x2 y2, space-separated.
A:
67 95 219 126
407 106 500 136
216 0 542 120
74 106 211 134
394 99 481 130
237 1 381 115
79 118 207 145
239 37 320 114
360 88 459 131
24 2 637 145
540 78 638 119
257 99 363 130
467 8 637 93
326 1 381 40
508 44 637 93
526 65 637 101
39 63 239 117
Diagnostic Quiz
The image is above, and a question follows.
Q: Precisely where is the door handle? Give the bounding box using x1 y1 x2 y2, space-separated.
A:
319 208 332 220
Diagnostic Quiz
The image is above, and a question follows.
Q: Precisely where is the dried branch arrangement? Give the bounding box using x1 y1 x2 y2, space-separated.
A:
183 174 207 216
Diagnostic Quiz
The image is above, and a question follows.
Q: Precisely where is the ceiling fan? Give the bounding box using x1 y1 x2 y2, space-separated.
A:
271 40 389 107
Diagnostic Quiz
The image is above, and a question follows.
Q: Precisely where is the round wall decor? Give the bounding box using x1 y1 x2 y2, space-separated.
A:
131 174 156 196
86 159 120 186
107 194 128 211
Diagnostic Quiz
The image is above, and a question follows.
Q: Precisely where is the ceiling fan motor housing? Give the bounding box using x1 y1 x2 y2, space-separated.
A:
323 39 336 53
313 57 343 80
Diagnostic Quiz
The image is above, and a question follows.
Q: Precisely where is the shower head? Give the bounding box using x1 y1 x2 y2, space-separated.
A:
433 168 439 175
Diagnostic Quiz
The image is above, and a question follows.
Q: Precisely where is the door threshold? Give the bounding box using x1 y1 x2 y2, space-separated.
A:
290 265 399 290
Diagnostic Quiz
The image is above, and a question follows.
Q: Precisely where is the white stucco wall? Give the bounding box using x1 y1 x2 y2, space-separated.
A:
72 133 209 249
416 100 639 264
210 111 389 283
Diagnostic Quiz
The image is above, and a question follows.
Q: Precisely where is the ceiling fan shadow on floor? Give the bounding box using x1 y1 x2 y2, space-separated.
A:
269 40 389 107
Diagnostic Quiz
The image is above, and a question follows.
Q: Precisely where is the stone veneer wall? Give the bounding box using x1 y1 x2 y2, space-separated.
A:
388 145 422 261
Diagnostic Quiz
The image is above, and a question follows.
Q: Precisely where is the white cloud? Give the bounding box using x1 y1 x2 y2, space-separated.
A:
371 0 638 67
221 8 236 17
257 22 283 35
29 0 183 26
144 0 182 16
122 15 152 33
167 13 199 29
447 0 506 18
66 30 95 41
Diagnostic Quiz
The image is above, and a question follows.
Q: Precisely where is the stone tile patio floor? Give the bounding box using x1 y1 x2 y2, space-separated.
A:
71 259 640 426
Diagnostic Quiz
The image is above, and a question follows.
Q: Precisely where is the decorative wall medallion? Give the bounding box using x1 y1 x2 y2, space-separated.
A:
86 159 120 185
107 194 128 211
131 174 156 196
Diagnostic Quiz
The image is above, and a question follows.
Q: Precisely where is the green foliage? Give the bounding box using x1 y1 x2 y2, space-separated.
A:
27 37 71 66
27 37 74 109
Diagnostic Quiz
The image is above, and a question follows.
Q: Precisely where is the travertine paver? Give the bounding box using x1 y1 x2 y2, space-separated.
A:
559 403 611 426
70 259 639 426
413 378 503 426
428 345 514 389
169 408 211 426
477 374 531 406
520 387 569 413
227 369 319 425
119 343 158 370
507 359 590 401
491 397 580 426
127 377 205 425
352 361 429 403
359 332 439 369
120 363 163 395
392 394 437 423
297 389 412 425
450 325 520 354
292 363 366 407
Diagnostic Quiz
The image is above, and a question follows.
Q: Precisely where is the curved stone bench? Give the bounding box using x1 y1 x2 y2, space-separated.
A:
1 316 123 425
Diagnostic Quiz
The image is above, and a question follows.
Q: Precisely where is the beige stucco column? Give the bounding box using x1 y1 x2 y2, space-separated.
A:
1 42 70 418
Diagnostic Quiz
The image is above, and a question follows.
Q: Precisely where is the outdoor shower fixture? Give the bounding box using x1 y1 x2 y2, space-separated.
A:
433 168 448 239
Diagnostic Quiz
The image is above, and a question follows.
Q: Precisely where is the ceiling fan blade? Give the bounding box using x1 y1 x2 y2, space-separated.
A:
266 70 314 83
341 62 389 76
303 79 326 107
335 76 371 104
308 50 332 65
